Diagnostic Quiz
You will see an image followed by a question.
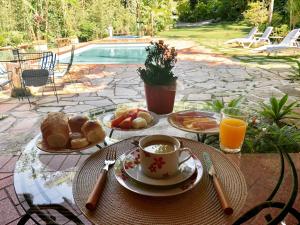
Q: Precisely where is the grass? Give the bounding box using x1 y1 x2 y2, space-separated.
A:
158 21 300 66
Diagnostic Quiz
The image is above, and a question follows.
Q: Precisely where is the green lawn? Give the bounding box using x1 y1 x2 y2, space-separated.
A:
159 22 250 55
158 22 300 66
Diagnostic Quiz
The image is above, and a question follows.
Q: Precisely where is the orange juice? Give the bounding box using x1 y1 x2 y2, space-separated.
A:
220 118 247 150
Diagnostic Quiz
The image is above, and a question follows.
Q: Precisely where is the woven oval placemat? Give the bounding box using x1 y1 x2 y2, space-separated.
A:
73 137 247 225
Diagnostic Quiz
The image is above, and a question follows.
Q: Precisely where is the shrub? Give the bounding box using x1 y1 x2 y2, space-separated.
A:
0 34 8 47
271 12 284 27
78 21 95 42
259 94 298 126
0 31 26 47
177 0 246 22
273 24 290 37
243 2 268 26
194 2 209 20
177 0 192 22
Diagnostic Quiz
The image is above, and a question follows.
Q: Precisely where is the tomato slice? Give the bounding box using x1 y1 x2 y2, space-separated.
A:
118 117 133 129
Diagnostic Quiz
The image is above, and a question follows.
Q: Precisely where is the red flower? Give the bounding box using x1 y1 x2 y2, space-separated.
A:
154 157 166 169
148 164 157 173
134 154 140 164
124 161 134 169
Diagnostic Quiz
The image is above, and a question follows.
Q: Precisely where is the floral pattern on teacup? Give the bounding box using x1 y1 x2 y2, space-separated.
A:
148 157 166 173
126 148 141 167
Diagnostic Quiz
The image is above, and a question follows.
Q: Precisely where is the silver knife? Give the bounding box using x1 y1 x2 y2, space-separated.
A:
203 152 233 215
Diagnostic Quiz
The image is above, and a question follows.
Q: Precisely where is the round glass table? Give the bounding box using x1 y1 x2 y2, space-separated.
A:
13 102 300 225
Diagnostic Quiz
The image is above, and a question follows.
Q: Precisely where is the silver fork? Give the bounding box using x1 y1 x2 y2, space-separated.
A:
85 149 116 210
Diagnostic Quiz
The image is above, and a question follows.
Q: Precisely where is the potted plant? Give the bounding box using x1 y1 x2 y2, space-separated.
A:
138 40 178 114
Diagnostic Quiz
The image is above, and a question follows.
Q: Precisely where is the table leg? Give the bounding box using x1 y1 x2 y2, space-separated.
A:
197 133 207 143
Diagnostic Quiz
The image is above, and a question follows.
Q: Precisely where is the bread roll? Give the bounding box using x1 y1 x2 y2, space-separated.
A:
71 138 89 149
137 111 153 124
41 112 69 148
81 120 105 143
68 115 89 132
132 117 147 129
70 132 83 140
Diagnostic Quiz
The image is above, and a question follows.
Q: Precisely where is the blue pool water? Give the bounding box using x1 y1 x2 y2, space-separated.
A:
61 44 148 64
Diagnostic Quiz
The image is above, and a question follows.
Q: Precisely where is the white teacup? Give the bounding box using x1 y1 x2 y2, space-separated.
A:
139 135 192 179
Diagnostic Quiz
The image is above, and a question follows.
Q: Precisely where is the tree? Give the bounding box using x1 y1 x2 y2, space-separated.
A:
288 0 300 28
268 0 275 24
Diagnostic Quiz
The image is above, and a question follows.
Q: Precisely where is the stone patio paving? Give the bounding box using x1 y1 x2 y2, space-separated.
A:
0 43 299 224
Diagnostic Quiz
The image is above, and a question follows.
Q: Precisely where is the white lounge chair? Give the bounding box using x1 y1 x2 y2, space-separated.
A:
248 26 273 47
253 28 300 54
225 27 258 48
0 63 13 90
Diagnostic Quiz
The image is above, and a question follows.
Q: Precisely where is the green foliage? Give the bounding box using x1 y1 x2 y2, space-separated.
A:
288 0 300 28
259 94 297 126
289 60 300 81
177 1 192 22
78 21 96 42
0 0 175 47
243 123 300 153
177 0 246 22
273 24 290 36
271 12 284 27
206 96 243 113
138 40 178 85
243 2 268 26
140 0 174 35
0 31 27 47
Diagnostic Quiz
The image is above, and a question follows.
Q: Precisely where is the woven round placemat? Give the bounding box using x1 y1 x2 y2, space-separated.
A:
73 137 247 225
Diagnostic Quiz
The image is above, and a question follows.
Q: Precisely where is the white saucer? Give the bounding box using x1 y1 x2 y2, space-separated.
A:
123 148 196 186
113 152 203 197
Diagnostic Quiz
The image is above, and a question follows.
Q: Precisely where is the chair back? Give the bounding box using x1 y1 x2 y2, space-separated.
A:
280 29 300 46
22 69 50 87
260 27 273 39
246 27 258 39
40 52 57 71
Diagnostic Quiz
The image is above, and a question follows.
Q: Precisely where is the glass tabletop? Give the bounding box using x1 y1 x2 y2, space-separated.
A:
13 102 299 224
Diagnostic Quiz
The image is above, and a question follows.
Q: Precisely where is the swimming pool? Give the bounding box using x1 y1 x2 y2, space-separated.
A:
60 44 148 64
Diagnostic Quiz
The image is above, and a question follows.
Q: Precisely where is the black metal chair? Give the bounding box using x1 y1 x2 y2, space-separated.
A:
54 45 75 78
233 148 300 225
21 69 59 106
16 50 59 106
17 194 84 225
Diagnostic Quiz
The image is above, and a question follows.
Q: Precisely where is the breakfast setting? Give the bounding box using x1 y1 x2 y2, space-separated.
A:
27 103 248 224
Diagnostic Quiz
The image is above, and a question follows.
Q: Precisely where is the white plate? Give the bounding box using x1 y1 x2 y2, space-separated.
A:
114 153 203 197
168 110 220 134
102 110 159 131
123 148 196 186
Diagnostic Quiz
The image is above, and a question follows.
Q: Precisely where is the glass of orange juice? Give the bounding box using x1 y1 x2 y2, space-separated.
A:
219 107 248 153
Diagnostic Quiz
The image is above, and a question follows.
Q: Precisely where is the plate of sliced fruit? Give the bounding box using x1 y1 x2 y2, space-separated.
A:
102 107 159 131
167 110 220 134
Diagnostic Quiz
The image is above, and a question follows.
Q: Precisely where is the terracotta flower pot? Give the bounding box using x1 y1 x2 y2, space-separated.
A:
144 82 176 115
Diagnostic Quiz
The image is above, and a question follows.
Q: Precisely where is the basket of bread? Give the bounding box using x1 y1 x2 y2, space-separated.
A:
103 107 157 130
38 112 105 153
